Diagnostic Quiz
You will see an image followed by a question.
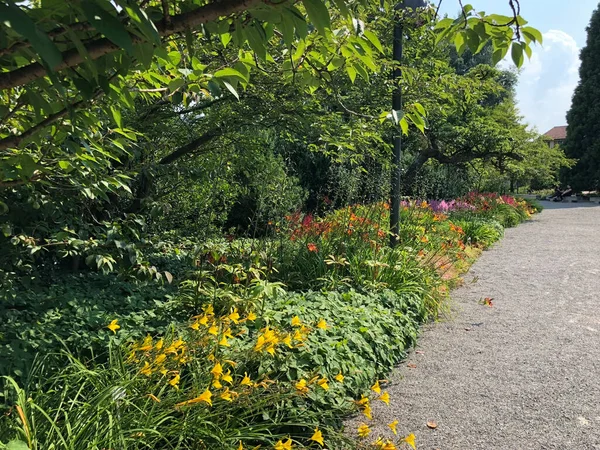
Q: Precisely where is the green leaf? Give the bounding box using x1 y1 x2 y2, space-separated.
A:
123 3 161 45
331 0 350 18
454 31 466 54
0 3 63 68
523 43 532 59
414 103 426 116
346 65 357 83
82 2 134 55
491 45 509 66
399 116 409 135
302 0 331 36
111 106 122 128
465 29 480 54
6 440 30 450
278 13 295 48
521 26 543 44
511 42 524 67
222 80 240 100
363 29 384 54
244 22 267 61
214 68 248 82
286 6 308 40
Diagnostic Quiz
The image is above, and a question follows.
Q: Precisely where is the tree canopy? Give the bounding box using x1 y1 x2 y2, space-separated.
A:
564 4 600 191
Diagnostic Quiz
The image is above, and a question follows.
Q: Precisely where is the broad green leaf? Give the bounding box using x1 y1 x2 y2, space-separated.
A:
111 106 122 128
302 0 331 36
521 26 543 44
286 6 308 40
346 65 357 83
414 103 426 116
82 2 134 55
214 68 248 82
399 116 409 135
279 13 295 48
465 29 480 54
222 80 240 100
6 440 30 450
363 29 384 54
523 43 532 59
454 31 466 54
332 0 351 18
511 42 524 67
245 22 267 61
123 3 161 45
491 45 509 66
0 3 62 68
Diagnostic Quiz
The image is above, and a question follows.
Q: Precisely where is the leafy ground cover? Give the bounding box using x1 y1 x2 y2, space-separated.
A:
0 193 540 450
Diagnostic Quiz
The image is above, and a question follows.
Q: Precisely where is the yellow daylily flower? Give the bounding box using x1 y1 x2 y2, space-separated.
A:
274 438 293 450
140 361 152 377
371 380 381 394
382 440 397 450
238 441 244 450
335 373 344 383
388 420 398 435
175 388 212 407
220 388 233 402
219 336 231 347
190 321 200 331
403 433 416 450
154 354 166 365
316 319 327 330
228 308 240 324
240 372 253 386
295 379 309 395
107 319 120 334
378 391 390 405
168 373 180 389
246 311 257 321
291 316 302 327
282 334 292 348
139 335 153 351
211 362 223 378
266 344 276 356
212 379 223 389
357 424 371 438
363 404 372 419
154 338 163 350
317 377 329 390
356 395 369 407
222 370 233 384
309 428 324 446
208 324 219 336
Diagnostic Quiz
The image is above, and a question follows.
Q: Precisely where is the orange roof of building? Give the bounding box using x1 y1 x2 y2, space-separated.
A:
544 126 567 140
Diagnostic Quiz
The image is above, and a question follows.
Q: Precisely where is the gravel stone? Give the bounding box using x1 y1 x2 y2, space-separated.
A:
345 202 600 449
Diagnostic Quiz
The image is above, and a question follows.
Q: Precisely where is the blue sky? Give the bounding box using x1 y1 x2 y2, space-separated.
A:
438 0 598 133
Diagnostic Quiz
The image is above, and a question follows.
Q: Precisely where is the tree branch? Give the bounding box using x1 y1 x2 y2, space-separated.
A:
158 128 221 165
0 0 263 91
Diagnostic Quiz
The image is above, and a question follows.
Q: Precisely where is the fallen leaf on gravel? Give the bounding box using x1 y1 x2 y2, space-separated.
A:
479 297 494 307
464 328 472 331
407 363 417 369
426 420 438 429
415 351 425 355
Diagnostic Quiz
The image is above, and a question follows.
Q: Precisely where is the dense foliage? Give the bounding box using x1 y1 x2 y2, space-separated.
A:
564 5 600 191
0 0 556 448
0 194 538 449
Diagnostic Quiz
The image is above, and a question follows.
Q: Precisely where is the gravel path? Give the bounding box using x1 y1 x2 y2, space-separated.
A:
346 202 600 449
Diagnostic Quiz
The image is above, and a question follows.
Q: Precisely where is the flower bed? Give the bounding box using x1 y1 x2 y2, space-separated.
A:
0 193 537 450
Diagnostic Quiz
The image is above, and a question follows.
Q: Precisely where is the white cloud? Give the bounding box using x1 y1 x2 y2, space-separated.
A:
506 30 581 134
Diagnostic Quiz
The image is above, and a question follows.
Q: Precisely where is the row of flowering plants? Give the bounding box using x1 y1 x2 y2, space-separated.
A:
0 193 537 449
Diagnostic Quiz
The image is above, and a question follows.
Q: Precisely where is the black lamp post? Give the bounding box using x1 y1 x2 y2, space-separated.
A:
390 0 427 247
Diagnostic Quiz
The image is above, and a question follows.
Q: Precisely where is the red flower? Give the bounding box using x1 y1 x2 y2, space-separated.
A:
307 243 318 253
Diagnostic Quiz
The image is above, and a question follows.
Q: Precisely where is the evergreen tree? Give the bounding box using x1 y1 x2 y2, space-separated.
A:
564 5 600 191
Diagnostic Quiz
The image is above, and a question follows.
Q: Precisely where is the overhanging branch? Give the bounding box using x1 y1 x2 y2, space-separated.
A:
0 0 263 91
